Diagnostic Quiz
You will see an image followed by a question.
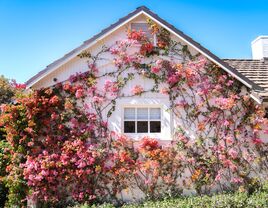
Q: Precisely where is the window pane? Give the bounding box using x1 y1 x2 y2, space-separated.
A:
150 121 161 133
137 121 148 133
150 108 161 119
137 108 148 120
131 23 153 39
124 108 135 119
124 121 135 133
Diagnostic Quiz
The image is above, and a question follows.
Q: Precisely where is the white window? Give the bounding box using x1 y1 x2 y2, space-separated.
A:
123 107 161 133
131 23 157 44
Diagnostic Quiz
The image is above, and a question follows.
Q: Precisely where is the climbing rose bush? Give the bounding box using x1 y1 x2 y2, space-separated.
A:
0 20 268 207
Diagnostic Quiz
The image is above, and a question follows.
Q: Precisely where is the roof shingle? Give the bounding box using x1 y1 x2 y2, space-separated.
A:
224 59 268 99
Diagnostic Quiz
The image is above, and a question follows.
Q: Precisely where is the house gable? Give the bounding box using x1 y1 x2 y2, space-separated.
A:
26 6 264 102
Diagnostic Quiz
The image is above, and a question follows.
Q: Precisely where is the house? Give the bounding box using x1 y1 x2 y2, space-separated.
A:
25 6 268 141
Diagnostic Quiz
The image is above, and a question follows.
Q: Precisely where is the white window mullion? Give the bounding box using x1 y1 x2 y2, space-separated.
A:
148 108 150 133
134 108 136 133
153 34 157 46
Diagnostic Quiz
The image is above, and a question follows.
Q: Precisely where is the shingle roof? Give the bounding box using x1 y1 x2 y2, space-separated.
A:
224 59 268 99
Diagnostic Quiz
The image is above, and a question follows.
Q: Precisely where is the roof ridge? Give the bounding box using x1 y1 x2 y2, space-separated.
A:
136 6 150 10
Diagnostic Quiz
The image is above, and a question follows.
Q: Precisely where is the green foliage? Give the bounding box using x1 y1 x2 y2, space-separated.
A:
0 75 26 207
0 75 15 105
0 140 10 206
70 188 268 208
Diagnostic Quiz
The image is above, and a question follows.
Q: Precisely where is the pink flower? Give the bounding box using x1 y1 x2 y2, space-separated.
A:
14 83 26 89
79 192 84 200
144 179 151 185
27 142 34 147
35 175 43 182
41 170 49 177
228 148 238 159
75 88 84 99
218 75 227 83
49 95 59 105
93 96 104 104
70 118 79 128
252 138 263 145
77 160 87 169
188 157 195 164
113 58 123 68
51 112 58 120
177 134 189 143
109 47 119 55
0 104 7 113
264 129 268 134
223 120 230 126
160 87 169 94
128 30 145 41
215 97 235 110
140 137 159 150
215 84 222 91
226 136 234 145
215 170 223 181
156 59 163 66
226 80 234 86
104 80 119 93
168 75 179 85
104 80 112 90
11 80 26 89
151 66 160 74
219 154 226 161
132 85 143 95
25 127 34 134
63 82 71 91
231 177 243 184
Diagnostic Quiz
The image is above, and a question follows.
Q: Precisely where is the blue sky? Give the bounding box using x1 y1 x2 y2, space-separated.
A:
1 0 268 83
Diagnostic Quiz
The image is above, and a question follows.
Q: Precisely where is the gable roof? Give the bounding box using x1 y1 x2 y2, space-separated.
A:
26 6 264 95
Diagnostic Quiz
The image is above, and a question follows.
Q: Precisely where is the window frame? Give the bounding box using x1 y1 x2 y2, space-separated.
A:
122 105 162 134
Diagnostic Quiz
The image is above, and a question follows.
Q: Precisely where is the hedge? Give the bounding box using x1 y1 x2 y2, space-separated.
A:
70 189 268 208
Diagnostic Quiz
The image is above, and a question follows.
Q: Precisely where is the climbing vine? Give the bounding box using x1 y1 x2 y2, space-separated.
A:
0 20 267 207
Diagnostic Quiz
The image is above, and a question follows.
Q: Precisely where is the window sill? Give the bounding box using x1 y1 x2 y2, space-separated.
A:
123 132 162 140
